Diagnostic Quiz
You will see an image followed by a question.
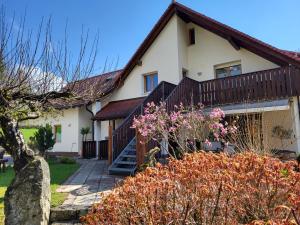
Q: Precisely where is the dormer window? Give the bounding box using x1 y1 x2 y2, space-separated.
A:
189 28 195 45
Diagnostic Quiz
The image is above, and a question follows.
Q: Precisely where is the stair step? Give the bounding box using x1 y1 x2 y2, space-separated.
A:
108 167 136 175
125 148 136 152
120 154 136 158
117 161 136 165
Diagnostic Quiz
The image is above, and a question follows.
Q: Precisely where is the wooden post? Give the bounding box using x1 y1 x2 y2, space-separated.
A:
108 124 113 165
136 128 146 167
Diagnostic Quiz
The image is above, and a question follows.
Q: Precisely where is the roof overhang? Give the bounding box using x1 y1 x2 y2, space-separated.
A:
93 97 145 121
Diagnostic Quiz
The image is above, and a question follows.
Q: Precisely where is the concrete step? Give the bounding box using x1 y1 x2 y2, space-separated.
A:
50 205 89 224
51 221 81 225
117 161 136 165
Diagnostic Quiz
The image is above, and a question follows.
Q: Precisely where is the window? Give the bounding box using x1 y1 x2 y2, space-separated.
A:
54 125 62 143
215 63 242 78
144 73 158 93
189 28 195 45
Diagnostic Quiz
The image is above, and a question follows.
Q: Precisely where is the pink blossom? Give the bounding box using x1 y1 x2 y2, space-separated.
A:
205 139 212 147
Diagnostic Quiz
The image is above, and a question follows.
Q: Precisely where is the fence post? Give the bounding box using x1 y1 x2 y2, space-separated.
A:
108 125 113 165
136 128 146 167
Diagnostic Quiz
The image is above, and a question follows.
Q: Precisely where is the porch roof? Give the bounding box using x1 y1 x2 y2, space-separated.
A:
206 99 290 115
93 97 145 121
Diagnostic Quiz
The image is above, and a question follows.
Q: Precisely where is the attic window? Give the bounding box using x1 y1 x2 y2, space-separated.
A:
189 28 195 45
144 72 158 93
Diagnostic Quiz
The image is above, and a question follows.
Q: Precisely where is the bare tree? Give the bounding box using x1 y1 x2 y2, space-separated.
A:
0 7 98 225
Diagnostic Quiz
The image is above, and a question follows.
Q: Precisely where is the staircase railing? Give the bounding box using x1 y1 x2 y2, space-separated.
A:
112 81 176 161
165 77 200 112
165 66 300 111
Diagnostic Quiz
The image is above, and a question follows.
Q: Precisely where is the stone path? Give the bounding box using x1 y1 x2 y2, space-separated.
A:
51 159 123 224
57 159 123 207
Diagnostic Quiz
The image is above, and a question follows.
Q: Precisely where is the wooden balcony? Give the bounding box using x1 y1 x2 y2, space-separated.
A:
166 66 300 111
111 66 300 164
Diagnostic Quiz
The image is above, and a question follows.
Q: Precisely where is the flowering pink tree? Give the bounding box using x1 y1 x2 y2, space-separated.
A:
132 102 236 158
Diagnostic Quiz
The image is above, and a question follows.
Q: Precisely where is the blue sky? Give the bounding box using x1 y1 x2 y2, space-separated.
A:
4 0 300 74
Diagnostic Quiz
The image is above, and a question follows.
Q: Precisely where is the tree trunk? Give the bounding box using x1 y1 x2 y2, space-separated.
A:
0 117 51 225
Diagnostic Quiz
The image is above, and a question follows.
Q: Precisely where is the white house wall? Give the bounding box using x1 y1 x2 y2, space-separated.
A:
20 106 94 154
21 108 80 153
177 16 188 80
262 107 298 152
184 22 278 81
100 120 109 140
111 15 181 101
78 106 93 153
111 15 279 103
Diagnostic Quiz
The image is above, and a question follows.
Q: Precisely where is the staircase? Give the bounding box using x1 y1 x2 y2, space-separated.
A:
108 81 177 175
109 138 137 175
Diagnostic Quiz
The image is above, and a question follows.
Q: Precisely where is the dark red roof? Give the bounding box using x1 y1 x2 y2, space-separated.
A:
279 50 300 62
115 2 300 86
51 70 123 109
93 97 145 121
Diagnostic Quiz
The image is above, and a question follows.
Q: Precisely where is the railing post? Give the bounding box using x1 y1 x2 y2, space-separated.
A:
136 128 146 167
108 124 113 165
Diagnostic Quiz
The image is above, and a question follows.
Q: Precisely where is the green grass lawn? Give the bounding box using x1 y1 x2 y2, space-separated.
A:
20 128 38 142
0 128 37 143
0 160 80 224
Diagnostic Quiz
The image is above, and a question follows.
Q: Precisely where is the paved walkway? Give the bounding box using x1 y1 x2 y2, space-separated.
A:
56 159 123 208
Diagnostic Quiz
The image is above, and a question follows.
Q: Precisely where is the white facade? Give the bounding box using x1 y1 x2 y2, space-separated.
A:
21 106 93 155
111 15 279 103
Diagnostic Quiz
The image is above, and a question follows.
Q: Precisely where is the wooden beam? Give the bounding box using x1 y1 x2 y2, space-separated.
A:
108 124 113 165
227 37 240 50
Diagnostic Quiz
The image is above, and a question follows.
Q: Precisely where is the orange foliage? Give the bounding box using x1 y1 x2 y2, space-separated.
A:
82 152 300 225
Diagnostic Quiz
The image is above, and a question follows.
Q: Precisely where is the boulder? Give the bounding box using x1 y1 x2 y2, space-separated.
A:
4 156 51 225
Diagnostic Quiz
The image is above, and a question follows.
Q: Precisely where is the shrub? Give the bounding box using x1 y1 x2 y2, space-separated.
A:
80 127 90 141
59 157 76 164
82 152 300 225
132 102 236 158
28 124 55 156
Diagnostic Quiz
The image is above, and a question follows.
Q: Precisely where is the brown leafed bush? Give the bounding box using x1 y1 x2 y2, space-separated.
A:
82 152 300 225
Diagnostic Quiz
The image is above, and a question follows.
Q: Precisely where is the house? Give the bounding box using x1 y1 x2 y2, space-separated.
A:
20 70 122 156
23 2 300 175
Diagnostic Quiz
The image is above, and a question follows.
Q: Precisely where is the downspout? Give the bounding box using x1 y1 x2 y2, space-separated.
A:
86 104 95 141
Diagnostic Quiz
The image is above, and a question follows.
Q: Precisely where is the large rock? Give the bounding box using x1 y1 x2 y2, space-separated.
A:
4 156 51 225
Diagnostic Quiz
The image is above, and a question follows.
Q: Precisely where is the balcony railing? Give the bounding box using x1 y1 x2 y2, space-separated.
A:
166 66 300 111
